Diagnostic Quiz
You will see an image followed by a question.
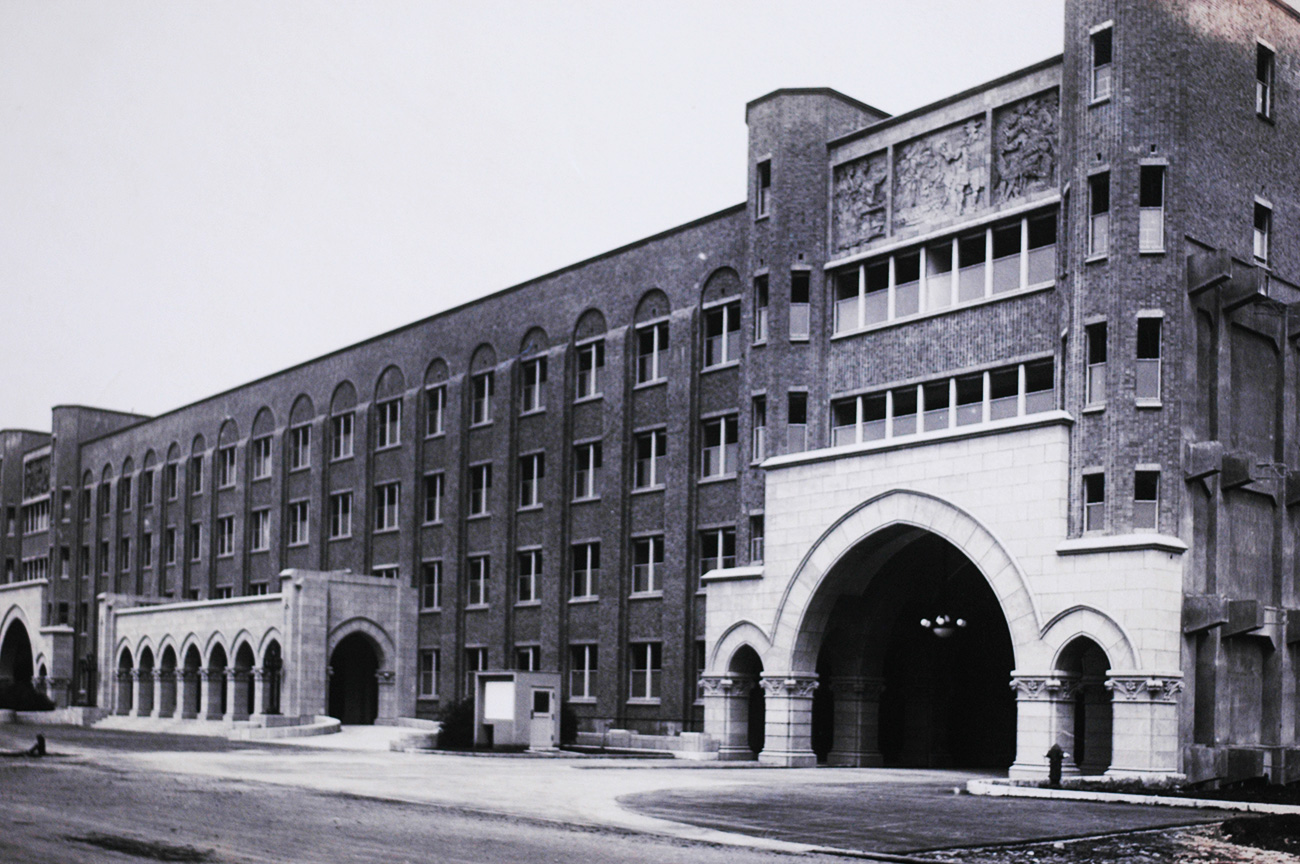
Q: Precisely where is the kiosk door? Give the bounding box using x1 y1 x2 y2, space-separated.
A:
530 688 556 749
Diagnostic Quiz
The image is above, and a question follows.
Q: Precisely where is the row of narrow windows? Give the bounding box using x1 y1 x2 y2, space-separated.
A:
1082 469 1161 533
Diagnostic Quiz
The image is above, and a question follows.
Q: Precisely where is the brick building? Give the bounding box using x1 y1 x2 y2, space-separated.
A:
4 0 1300 781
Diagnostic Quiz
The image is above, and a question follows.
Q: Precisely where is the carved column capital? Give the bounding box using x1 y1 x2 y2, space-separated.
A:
1105 675 1184 703
251 667 266 682
1010 676 1069 701
760 675 818 699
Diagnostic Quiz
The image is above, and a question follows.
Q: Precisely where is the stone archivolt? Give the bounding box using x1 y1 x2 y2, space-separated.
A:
993 90 1059 204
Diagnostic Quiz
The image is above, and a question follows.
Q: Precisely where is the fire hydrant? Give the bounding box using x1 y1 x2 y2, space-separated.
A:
1046 743 1065 787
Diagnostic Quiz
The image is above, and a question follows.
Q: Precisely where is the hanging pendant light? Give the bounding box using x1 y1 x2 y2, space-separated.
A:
919 542 969 638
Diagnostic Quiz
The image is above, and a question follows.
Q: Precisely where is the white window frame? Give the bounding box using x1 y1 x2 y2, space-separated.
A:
753 275 769 343
425 385 446 436
516 645 540 672
189 522 203 561
1134 469 1160 532
575 339 604 400
789 270 810 341
250 508 271 551
519 452 544 508
252 436 273 478
573 442 601 501
629 642 662 702
423 472 444 524
1088 172 1110 258
289 425 311 471
632 535 663 595
287 501 309 547
1083 472 1105 532
419 649 439 698
756 158 771 218
633 430 666 490
1136 314 1162 403
571 541 599 600
467 556 490 607
521 357 546 413
1258 40 1275 118
751 396 767 462
331 413 354 460
1255 200 1272 266
329 491 352 539
750 514 765 563
374 482 400 532
469 463 491 516
635 321 668 385
471 372 493 426
569 644 597 700
703 301 741 368
700 415 738 478
217 446 237 488
420 561 442 610
1138 164 1165 253
700 527 736 576
1091 23 1113 102
517 549 541 604
216 516 234 558
376 399 402 450
1086 322 1107 406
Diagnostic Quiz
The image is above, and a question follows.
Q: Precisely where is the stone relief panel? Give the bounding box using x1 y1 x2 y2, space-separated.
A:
892 117 987 233
993 90 1059 204
831 150 888 255
23 456 50 500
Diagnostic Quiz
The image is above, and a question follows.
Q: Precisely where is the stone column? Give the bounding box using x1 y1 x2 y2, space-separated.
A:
150 670 167 718
758 675 818 767
1104 674 1184 779
702 675 758 761
251 667 267 717
117 670 133 716
827 676 885 767
199 669 219 720
129 669 147 717
376 670 396 722
180 670 199 719
228 671 251 721
1008 674 1082 780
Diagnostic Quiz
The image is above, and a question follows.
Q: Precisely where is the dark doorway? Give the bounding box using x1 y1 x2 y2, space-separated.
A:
728 645 765 756
0 620 36 709
329 633 379 725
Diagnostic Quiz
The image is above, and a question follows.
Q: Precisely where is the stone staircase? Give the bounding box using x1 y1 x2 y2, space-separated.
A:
93 713 341 740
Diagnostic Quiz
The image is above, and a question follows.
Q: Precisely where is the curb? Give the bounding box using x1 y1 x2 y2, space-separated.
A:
968 778 1300 815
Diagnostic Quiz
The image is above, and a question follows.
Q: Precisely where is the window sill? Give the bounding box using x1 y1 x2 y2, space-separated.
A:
469 421 494 430
465 603 489 611
1089 95 1111 108
630 591 663 601
250 548 270 555
698 474 737 485
1084 253 1108 264
1081 403 1106 415
755 213 769 223
419 606 441 614
251 475 273 483
633 378 667 391
517 504 543 513
217 484 236 492
286 543 308 550
574 394 603 406
1139 247 1166 256
520 407 546 417
424 432 446 441
374 444 402 454
1136 398 1162 409
328 534 352 542
630 485 665 496
627 698 661 706
373 527 400 536
789 336 810 344
571 496 601 505
466 513 491 521
569 596 599 605
569 697 596 704
330 454 355 464
420 520 443 528
752 339 767 348
701 361 740 374
515 599 541 608
417 695 440 702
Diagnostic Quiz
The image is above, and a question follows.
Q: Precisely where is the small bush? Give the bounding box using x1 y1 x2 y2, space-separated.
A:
560 704 578 745
435 698 475 750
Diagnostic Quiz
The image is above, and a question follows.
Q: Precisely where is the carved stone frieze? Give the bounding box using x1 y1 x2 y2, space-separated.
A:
1106 675 1184 702
22 456 50 501
760 676 818 699
832 150 889 254
993 90 1059 204
1010 675 1079 700
700 675 756 697
892 118 987 232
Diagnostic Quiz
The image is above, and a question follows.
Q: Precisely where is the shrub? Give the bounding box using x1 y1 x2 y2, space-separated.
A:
560 703 578 745
435 698 475 750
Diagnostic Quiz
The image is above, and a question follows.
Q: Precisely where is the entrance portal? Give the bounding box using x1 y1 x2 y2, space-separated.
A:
0 619 36 709
328 632 379 725
811 528 1016 769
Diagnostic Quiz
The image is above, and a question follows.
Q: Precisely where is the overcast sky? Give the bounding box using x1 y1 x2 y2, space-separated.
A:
0 1 1071 432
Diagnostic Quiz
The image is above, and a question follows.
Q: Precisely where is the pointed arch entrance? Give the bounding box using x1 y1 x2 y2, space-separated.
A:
0 618 35 709
328 632 380 725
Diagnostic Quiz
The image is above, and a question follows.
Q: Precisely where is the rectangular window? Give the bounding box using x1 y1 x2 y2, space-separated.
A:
216 516 235 558
866 260 891 321
1025 358 1056 414
789 271 810 340
1136 317 1162 401
188 522 202 561
756 158 771 217
753 275 769 342
419 650 439 698
329 492 352 539
189 455 204 495
374 482 400 532
704 302 740 367
420 561 442 610
519 453 544 508
422 473 444 524
521 357 547 413
751 396 767 462
98 482 111 516
289 425 311 471
1086 322 1107 405
834 269 860 333
119 537 131 571
217 446 237 488
700 416 738 478
468 556 490 606
569 644 598 700
636 322 668 384
470 464 492 516
1139 165 1165 252
700 527 736 576
287 501 309 546
831 398 857 447
1088 172 1110 257
331 412 354 460
1084 473 1105 532
79 489 90 522
629 642 662 701
575 340 604 400
573 442 601 500
634 430 666 489
21 500 50 535
425 386 446 436
252 436 273 478
471 372 493 426
118 476 132 512
788 392 808 453
164 528 177 566
632 536 663 594
894 251 921 315
572 542 599 599
250 509 271 551
922 380 950 431
750 514 765 564
140 537 152 570
991 222 1021 294
516 646 540 672
1134 470 1159 531
989 367 1019 421
1258 42 1275 118
376 399 402 449
1091 25 1113 101
955 374 983 426
1255 202 1272 265
99 540 109 574
373 565 399 580
517 550 541 603
1027 213 1057 286
465 647 488 694
164 463 178 500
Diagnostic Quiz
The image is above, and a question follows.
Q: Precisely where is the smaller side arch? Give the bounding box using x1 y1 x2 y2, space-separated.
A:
327 617 394 665
1041 605 1140 671
202 631 230 664
257 628 284 663
708 620 772 674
